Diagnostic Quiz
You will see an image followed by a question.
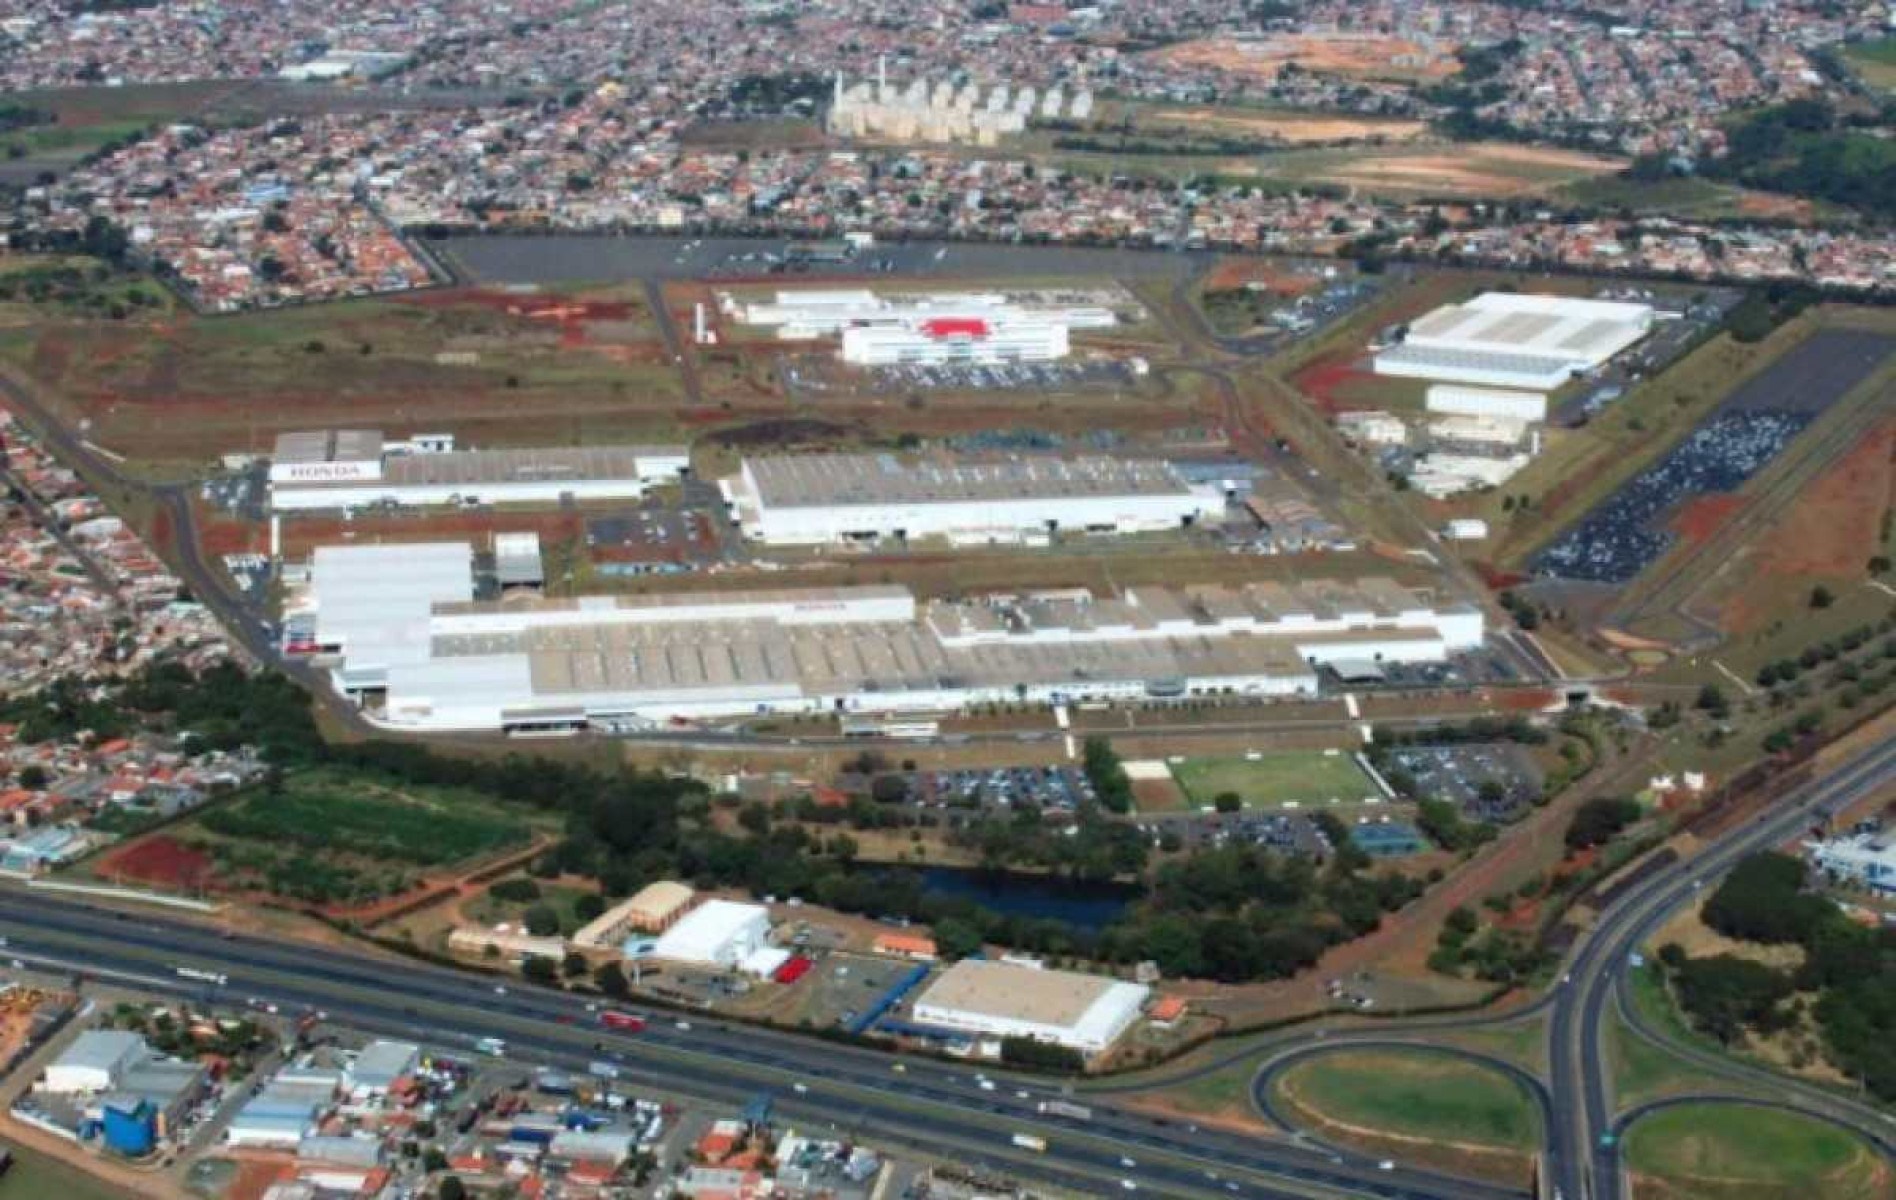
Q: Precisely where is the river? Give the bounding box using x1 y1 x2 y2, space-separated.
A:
902 865 1136 932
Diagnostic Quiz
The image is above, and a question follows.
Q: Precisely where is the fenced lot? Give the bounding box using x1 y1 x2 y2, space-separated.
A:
1170 751 1378 810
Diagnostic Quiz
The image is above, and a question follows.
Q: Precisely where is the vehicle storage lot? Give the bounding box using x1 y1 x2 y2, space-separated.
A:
1534 329 1896 584
1381 743 1544 822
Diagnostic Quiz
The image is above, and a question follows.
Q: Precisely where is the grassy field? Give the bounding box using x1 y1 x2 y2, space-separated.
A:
1623 1104 1889 1200
148 767 535 907
1841 36 1896 92
0 1145 130 1200
1605 1007 1756 1110
1169 751 1377 810
1271 1049 1540 1182
0 274 689 466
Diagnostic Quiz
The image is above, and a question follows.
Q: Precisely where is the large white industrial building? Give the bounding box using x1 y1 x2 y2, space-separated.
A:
840 317 1069 365
267 430 689 512
295 542 1482 732
721 453 1218 545
912 960 1149 1057
646 899 772 969
1375 292 1653 391
725 288 1115 366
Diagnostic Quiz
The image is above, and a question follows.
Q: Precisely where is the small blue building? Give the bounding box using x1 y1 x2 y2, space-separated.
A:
101 1097 156 1157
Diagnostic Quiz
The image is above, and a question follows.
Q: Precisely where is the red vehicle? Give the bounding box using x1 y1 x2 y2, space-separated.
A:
599 1010 646 1033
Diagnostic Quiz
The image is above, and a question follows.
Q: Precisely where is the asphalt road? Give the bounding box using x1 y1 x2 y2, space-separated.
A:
0 889 1521 1200
1550 734 1896 1200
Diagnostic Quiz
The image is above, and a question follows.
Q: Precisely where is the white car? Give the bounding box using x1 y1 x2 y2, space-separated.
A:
1120 1182 1137 1192
1120 1157 1137 1169
1377 1160 1395 1171
792 1083 809 1095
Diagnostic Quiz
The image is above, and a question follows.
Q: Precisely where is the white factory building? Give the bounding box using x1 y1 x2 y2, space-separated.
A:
646 900 772 970
721 453 1218 546
912 960 1149 1057
1375 292 1653 391
724 288 1115 366
840 318 1069 365
267 430 689 512
295 542 1482 732
1425 384 1549 424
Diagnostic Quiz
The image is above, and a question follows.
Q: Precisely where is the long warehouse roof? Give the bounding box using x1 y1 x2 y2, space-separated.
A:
743 453 1192 508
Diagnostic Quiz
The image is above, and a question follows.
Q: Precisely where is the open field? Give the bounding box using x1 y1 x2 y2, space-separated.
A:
1842 36 1896 91
1623 1104 1890 1200
1270 1049 1540 1184
1033 138 1625 198
93 767 534 909
1560 174 1823 223
1170 751 1376 810
1258 144 1626 199
0 279 687 466
0 1142 132 1200
1109 1051 1272 1132
0 82 245 184
1132 104 1428 145
1143 33 1461 85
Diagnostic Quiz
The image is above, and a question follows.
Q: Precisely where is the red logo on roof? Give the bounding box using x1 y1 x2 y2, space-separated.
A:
919 317 989 339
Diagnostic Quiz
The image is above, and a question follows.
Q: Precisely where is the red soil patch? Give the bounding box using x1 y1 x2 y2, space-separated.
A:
1491 687 1558 712
279 509 584 558
1288 351 1370 416
1204 259 1320 295
1474 563 1528 590
1667 494 1746 544
398 289 633 322
96 834 213 891
1755 419 1895 578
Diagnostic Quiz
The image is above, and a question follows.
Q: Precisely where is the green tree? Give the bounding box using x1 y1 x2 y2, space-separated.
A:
933 917 984 960
523 903 560 937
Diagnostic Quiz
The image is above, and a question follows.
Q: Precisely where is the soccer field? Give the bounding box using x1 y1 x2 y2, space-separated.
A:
1169 751 1378 809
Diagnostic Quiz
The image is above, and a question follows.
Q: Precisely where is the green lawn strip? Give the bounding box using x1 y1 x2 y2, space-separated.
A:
1430 1020 1549 1075
1271 1048 1541 1150
1605 1008 1755 1111
0 1144 133 1200
1622 1103 1887 1200
1170 752 1376 809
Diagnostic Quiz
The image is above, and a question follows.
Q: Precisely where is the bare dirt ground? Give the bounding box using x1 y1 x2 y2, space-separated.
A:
1145 34 1461 84
1151 107 1428 144
1711 416 1894 635
1315 147 1627 198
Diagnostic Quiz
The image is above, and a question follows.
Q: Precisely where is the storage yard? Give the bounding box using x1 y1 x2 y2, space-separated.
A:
1534 329 1896 585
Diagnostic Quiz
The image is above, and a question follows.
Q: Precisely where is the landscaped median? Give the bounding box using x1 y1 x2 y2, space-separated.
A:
1621 1102 1890 1200
1266 1047 1543 1185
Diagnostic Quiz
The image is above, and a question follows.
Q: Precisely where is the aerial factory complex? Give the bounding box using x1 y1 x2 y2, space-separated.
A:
1 2 1894 1199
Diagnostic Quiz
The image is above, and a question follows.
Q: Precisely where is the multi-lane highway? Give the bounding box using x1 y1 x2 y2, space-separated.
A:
7 731 1890 1200
1549 735 1896 1200
0 887 1528 1200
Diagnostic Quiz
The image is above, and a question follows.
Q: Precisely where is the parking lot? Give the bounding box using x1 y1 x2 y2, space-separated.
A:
587 483 739 576
879 766 1097 815
199 465 268 520
1146 810 1336 856
1381 742 1544 822
1537 329 1895 584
